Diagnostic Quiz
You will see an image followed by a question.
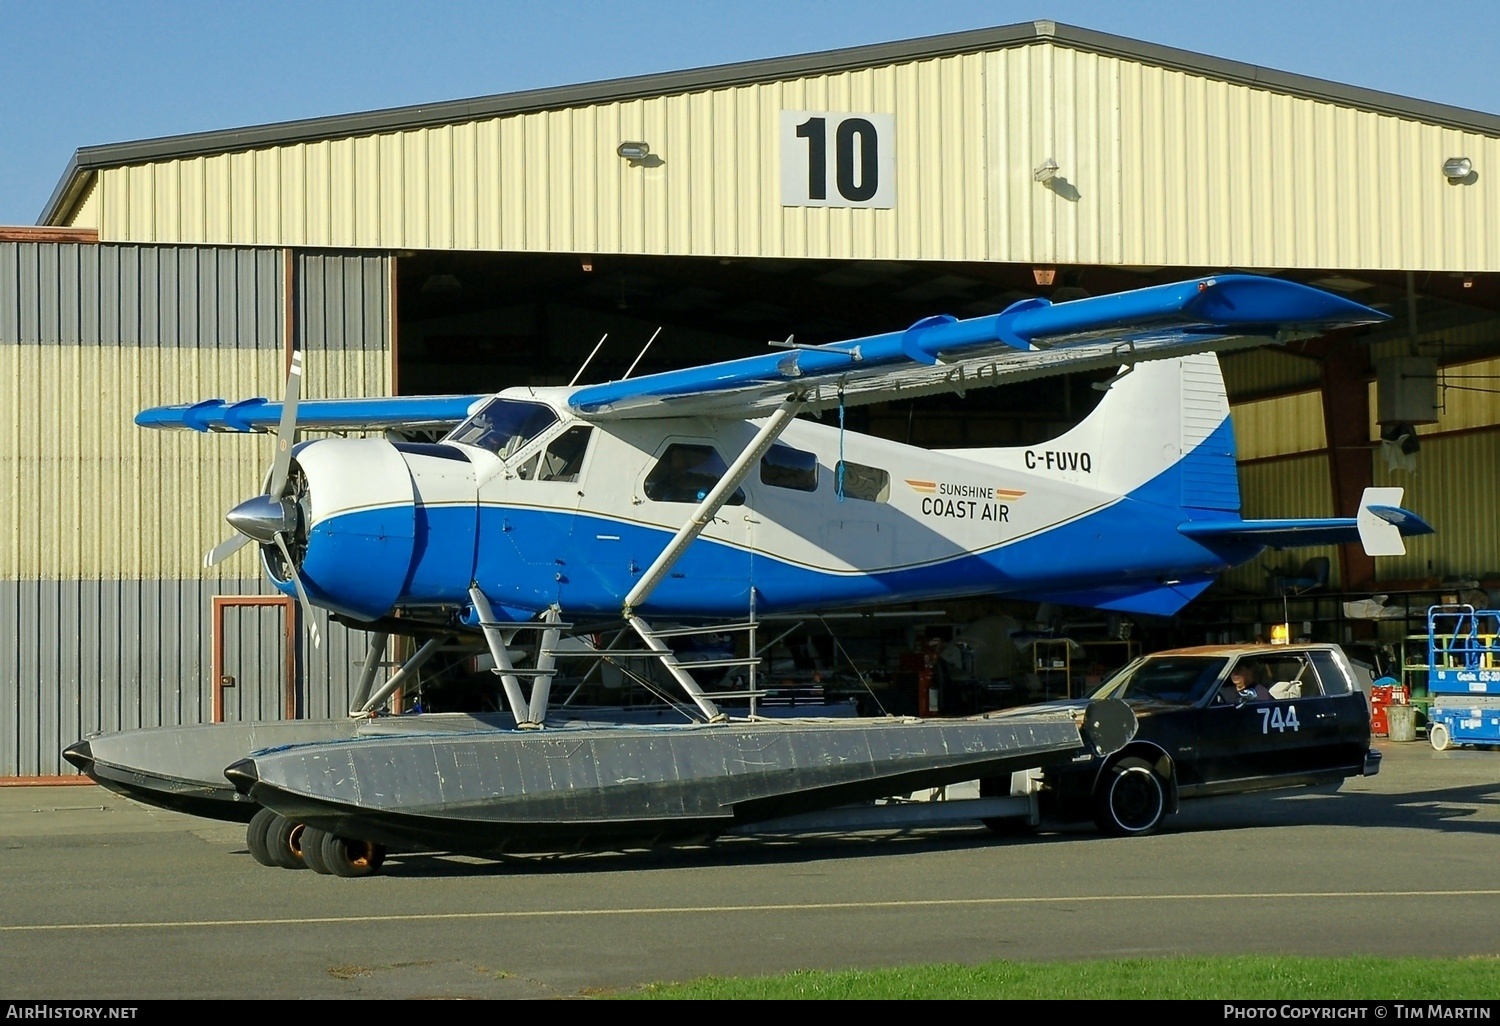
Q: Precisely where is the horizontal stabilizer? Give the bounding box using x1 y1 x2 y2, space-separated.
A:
567 275 1388 420
1178 489 1433 554
136 395 486 433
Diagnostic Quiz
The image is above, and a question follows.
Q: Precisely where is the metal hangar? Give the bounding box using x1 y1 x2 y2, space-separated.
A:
3 20 1497 778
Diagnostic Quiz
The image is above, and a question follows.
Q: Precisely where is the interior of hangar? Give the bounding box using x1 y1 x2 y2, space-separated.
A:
6 20 1500 777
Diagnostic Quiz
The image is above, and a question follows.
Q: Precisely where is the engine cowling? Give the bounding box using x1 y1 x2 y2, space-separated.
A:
271 438 418 621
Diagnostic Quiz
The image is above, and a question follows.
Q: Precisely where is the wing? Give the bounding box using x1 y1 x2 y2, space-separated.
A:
135 395 487 433
567 274 1389 421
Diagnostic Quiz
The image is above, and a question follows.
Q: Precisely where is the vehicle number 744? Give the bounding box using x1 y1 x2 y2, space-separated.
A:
1258 705 1300 733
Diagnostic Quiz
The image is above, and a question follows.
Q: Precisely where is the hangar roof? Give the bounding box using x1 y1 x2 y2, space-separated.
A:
39 19 1500 226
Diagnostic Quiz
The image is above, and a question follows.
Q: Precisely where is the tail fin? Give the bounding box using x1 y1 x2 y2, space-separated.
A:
946 353 1241 512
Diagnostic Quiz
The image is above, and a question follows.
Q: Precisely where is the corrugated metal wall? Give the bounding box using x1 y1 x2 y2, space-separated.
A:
81 42 1498 272
1115 61 1497 271
1231 392 1327 461
88 51 989 261
296 251 392 399
1220 454 1342 594
1222 325 1500 597
1371 430 1500 581
0 579 255 776
1 241 392 776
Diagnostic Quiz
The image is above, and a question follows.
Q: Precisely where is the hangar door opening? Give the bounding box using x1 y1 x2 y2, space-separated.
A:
392 251 1117 448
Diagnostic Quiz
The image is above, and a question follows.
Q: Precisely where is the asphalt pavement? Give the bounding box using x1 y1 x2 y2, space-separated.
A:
1 736 1497 999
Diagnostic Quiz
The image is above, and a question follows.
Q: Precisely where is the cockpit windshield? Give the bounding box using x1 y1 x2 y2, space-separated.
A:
446 399 558 458
1089 655 1229 706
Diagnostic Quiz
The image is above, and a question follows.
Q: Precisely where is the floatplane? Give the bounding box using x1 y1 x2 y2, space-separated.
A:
66 274 1430 875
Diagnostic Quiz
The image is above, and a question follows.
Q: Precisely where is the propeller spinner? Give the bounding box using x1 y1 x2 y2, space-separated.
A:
204 351 322 646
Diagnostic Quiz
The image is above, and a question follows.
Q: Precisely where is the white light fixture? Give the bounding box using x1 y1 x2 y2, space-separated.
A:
1443 156 1473 183
617 141 651 165
1032 158 1059 183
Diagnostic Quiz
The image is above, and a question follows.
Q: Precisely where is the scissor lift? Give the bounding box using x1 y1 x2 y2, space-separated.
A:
1425 605 1500 751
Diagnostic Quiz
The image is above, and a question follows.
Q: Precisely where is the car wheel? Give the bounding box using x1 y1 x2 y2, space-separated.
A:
1093 756 1167 837
1430 722 1452 752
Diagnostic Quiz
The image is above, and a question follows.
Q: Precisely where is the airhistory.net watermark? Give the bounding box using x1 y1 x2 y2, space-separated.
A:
4 1006 137 1020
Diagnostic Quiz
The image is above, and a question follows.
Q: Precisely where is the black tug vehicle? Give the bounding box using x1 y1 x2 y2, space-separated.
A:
984 642 1380 836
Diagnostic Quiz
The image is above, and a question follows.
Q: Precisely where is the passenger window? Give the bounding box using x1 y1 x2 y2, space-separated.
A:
644 444 746 505
1265 656 1317 700
835 460 890 502
760 444 817 492
537 426 593 482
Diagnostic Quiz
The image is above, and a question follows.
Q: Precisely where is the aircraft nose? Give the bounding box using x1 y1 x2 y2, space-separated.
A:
225 494 299 544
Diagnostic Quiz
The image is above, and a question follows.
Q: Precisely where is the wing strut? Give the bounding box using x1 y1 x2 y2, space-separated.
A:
355 634 448 716
349 632 390 711
626 616 729 722
623 396 806 614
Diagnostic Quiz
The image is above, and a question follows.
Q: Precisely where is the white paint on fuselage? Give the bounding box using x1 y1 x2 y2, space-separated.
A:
424 354 1223 577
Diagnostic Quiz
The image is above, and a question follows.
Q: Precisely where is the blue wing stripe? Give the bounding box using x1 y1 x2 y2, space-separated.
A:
136 395 486 433
568 275 1387 419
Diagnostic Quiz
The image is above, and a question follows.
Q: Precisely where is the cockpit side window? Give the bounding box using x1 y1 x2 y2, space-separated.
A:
446 399 558 458
536 426 593 482
644 444 746 505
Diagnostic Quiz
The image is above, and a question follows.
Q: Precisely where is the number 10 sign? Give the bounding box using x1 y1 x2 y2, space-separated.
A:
780 111 895 208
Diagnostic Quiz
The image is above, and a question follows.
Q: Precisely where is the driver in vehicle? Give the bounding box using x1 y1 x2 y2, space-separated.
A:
1226 664 1274 704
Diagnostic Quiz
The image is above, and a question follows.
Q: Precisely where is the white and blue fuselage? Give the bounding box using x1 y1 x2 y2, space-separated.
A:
281 354 1256 624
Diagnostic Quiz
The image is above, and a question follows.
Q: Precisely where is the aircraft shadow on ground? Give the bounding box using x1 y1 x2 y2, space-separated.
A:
242 777 1500 878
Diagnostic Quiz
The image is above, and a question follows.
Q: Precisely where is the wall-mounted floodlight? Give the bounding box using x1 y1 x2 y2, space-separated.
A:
1443 156 1473 183
617 141 652 164
1033 158 1059 183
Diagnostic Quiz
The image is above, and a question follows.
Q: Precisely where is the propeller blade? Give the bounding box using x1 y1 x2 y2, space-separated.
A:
265 351 304 499
273 532 321 649
203 533 251 568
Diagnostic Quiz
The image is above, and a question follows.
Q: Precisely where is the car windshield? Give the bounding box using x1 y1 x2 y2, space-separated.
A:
446 398 558 458
1090 655 1229 706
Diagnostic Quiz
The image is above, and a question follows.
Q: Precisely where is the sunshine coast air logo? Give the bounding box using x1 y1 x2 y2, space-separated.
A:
905 480 1022 522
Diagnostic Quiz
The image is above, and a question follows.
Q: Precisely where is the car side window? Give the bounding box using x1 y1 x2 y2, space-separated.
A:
1307 651 1352 696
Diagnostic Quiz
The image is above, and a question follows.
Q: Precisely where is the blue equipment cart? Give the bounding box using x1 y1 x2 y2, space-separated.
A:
1425 605 1500 751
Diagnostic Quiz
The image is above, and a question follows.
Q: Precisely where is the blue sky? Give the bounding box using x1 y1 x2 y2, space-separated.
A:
2 0 1496 226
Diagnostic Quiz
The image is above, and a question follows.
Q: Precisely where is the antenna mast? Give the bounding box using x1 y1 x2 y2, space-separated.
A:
567 333 609 387
621 327 663 380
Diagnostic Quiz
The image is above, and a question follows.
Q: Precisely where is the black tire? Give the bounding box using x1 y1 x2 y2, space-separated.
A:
266 815 308 870
299 826 332 874
318 831 388 878
246 807 279 867
1092 756 1168 837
